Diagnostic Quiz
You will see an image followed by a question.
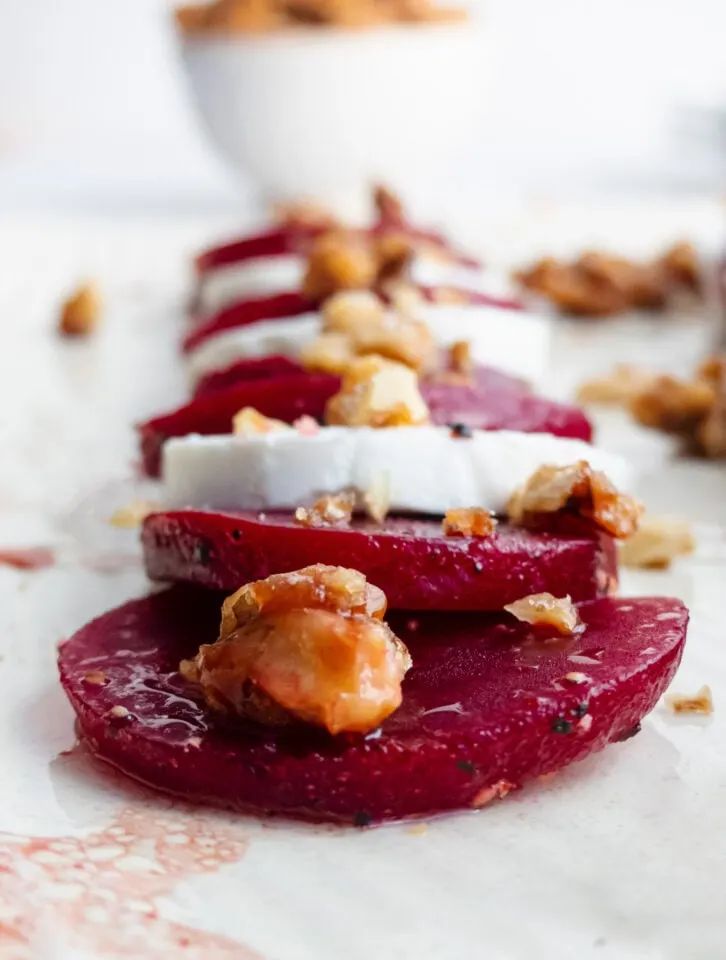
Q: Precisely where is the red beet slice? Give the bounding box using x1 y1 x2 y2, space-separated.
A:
184 292 314 354
142 510 617 610
58 589 688 823
193 354 302 398
195 225 322 275
138 365 592 476
139 371 338 477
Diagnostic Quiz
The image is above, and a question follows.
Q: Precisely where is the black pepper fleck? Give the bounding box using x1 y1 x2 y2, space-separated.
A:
353 811 372 827
230 529 242 541
449 422 473 439
551 717 573 734
193 541 212 566
456 759 476 775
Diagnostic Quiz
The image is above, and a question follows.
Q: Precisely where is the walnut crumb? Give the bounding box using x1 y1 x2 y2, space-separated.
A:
442 508 497 538
576 364 656 406
665 685 713 716
470 780 514 809
507 461 642 539
109 500 158 529
363 472 391 524
58 282 101 337
294 491 355 528
504 593 584 636
619 516 695 570
232 406 290 436
83 670 107 686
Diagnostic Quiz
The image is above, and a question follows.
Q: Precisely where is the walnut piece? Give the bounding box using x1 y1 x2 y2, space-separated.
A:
576 364 657 406
363 472 391 523
516 242 701 318
181 565 411 735
442 508 497 538
325 354 430 427
300 331 355 375
302 229 413 301
629 376 715 432
619 516 695 570
322 290 385 334
109 500 158 529
232 406 290 436
665 685 713 716
58 282 101 337
507 461 642 539
504 593 584 636
294 491 356 528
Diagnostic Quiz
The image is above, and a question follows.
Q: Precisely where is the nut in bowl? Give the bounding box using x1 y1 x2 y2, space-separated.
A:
176 1 482 205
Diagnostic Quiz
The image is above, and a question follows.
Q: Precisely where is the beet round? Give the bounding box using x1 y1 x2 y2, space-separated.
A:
58 589 688 823
142 510 617 610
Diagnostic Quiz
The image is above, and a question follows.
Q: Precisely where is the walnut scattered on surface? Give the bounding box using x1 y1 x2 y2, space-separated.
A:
665 685 713 716
232 406 290 436
507 461 643 539
630 376 715 432
504 593 584 637
619 516 695 570
325 354 430 427
516 242 701 318
294 491 356 528
576 364 657 406
181 565 411 735
442 507 497 538
58 282 101 337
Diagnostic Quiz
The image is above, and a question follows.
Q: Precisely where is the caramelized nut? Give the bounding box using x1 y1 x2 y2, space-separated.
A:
232 406 290 436
504 593 583 636
443 507 497 537
507 461 642 539
182 566 411 735
295 491 356 528
59 282 101 337
665 685 713 716
325 354 430 427
619 516 695 570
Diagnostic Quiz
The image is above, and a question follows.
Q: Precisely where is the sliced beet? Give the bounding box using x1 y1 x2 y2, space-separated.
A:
195 225 322 275
142 510 617 610
138 365 592 476
193 354 302 399
139 372 338 477
184 292 315 354
58 589 688 823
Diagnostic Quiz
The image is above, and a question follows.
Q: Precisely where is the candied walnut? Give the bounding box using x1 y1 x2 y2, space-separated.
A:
629 376 715 432
619 516 695 570
295 491 356 528
181 565 411 735
504 593 583 637
109 500 158 529
516 258 626 317
696 354 726 387
374 232 414 284
300 331 355 375
325 354 430 427
350 313 437 374
58 282 101 337
363 472 391 523
448 340 473 377
659 242 701 292
303 231 378 301
576 364 656 406
442 508 497 538
578 252 667 310
232 406 290 436
696 393 726 458
665 685 713 716
507 461 642 539
385 281 425 315
322 290 385 335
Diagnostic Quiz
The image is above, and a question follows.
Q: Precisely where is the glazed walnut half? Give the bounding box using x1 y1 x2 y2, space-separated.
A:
180 565 411 735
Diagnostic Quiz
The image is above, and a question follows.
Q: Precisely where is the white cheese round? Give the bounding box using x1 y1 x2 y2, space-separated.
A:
162 427 630 516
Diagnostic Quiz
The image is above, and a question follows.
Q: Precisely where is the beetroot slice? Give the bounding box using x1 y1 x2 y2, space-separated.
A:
184 292 315 354
142 510 617 610
193 355 302 398
195 225 322 275
58 589 688 823
138 365 592 476
138 372 338 477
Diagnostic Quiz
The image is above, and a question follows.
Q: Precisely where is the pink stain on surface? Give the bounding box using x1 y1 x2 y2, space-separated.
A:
0 805 260 960
0 547 55 571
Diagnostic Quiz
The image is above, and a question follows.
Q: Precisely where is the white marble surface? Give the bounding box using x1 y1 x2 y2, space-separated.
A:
1 205 725 959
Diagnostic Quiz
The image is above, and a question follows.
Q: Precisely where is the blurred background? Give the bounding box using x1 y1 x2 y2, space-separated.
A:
0 0 723 218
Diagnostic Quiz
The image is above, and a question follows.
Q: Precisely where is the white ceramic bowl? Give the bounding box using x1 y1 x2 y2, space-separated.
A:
180 23 483 210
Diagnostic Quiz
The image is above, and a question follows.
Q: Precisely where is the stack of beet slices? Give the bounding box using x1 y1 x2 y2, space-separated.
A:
58 201 689 824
